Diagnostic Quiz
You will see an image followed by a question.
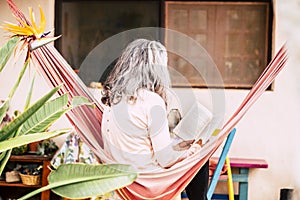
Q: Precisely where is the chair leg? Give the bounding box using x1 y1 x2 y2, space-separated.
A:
226 157 234 200
207 128 236 200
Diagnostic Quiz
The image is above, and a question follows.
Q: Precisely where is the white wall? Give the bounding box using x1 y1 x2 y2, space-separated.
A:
0 0 300 199
212 1 300 199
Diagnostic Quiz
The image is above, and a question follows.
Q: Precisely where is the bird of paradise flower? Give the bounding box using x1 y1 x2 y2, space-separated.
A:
1 6 60 61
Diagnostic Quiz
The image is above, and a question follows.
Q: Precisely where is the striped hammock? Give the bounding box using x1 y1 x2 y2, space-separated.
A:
7 0 287 199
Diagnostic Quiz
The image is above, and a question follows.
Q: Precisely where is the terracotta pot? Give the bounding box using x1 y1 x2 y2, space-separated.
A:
28 141 39 152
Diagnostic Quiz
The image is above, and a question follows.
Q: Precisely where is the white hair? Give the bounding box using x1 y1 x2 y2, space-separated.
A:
102 39 171 105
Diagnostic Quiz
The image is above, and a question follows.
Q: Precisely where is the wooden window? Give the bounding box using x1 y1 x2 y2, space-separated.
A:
165 1 272 88
55 1 272 89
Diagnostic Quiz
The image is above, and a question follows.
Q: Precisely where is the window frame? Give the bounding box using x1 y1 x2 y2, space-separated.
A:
165 1 274 89
54 0 274 90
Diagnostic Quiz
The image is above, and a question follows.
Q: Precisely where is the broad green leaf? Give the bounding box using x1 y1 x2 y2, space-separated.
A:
0 99 10 125
0 129 71 153
0 128 70 175
0 36 20 72
0 85 61 141
19 164 137 200
50 164 137 198
20 94 68 135
72 96 94 108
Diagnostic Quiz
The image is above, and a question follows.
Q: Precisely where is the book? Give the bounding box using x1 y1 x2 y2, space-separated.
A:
172 101 213 142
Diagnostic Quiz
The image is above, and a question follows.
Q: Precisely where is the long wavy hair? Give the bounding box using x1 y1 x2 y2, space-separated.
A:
101 39 171 106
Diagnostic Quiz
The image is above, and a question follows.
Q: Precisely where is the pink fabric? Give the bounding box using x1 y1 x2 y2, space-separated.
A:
117 130 227 199
34 39 287 199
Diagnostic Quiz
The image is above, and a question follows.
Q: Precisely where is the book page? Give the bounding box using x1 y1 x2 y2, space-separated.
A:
173 101 213 142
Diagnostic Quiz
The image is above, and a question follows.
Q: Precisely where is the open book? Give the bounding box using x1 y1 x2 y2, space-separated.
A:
172 101 213 142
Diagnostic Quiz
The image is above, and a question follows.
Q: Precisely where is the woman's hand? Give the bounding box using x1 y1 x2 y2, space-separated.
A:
209 159 228 176
173 140 195 151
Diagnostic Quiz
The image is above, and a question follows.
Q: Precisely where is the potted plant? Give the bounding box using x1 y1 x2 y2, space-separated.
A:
37 139 58 156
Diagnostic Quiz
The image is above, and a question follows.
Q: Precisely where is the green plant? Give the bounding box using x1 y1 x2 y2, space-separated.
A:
20 164 137 200
0 3 137 199
0 36 72 174
37 139 58 156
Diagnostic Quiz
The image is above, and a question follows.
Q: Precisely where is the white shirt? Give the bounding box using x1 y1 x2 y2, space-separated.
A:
101 89 197 173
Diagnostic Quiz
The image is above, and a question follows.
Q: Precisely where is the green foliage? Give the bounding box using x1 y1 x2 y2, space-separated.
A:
0 83 91 175
0 21 137 200
0 36 94 177
0 129 70 153
19 164 137 200
11 144 28 155
0 85 61 141
19 94 68 135
37 139 58 156
0 100 10 125
71 96 95 108
8 59 29 98
0 36 20 72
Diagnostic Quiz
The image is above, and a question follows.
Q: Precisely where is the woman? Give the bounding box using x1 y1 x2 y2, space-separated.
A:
101 39 208 199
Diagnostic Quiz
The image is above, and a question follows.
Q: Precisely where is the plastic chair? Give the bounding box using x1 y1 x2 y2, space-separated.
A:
207 128 236 200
